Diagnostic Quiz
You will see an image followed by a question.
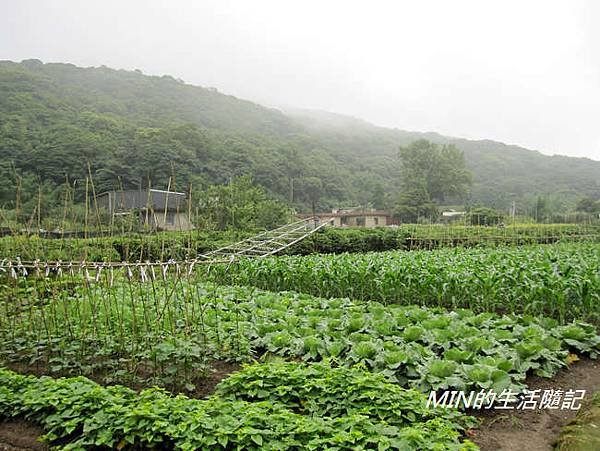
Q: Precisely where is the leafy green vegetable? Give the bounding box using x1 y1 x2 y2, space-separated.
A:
0 365 477 450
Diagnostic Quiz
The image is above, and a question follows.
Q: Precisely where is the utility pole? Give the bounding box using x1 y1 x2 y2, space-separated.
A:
510 200 516 224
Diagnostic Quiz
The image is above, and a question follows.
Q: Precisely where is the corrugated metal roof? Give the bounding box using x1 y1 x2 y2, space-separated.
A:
97 189 187 212
301 210 391 218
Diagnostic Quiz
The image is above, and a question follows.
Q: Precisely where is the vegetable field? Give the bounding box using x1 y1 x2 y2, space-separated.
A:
208 243 600 324
0 362 476 450
0 238 599 449
3 280 599 393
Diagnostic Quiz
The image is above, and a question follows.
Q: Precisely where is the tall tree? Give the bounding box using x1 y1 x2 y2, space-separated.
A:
298 177 323 216
393 180 437 222
394 140 472 222
197 176 290 230
534 195 550 222
398 139 472 203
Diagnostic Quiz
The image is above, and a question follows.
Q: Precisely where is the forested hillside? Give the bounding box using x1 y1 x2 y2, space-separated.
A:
1 59 598 217
285 108 600 211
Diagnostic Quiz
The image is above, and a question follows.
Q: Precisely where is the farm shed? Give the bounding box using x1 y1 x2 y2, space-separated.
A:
96 189 194 231
305 209 394 228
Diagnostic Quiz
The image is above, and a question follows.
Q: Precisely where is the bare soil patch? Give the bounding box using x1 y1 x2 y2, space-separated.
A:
471 358 600 451
1 359 240 399
194 360 241 398
0 420 47 451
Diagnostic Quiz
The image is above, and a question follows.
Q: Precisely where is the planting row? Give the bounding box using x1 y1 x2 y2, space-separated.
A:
1 279 598 393
286 223 600 255
1 223 597 262
207 243 600 324
0 362 477 450
0 229 254 262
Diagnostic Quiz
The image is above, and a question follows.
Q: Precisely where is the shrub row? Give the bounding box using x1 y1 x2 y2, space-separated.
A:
0 230 253 262
285 224 600 255
1 224 598 262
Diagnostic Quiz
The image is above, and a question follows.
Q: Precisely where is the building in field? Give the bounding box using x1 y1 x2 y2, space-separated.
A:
304 209 395 228
441 209 466 222
96 189 194 231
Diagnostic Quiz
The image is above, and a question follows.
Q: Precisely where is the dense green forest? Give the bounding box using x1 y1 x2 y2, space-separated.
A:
0 59 598 220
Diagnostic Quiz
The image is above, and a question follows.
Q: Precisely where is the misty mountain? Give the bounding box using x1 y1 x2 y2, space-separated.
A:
283 107 600 210
0 59 598 215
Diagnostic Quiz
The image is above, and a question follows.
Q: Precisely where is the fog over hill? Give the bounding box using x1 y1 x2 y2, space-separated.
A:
0 60 598 214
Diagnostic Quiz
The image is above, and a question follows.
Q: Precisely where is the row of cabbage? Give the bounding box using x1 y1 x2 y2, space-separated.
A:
2 281 599 394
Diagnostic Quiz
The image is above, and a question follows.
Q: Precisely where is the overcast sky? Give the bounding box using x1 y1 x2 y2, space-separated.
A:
1 0 599 160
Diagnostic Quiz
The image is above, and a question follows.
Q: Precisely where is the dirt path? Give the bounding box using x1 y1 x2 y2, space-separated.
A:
471 358 600 450
0 420 47 451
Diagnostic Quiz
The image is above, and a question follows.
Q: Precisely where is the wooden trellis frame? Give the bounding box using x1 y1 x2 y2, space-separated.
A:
0 217 332 279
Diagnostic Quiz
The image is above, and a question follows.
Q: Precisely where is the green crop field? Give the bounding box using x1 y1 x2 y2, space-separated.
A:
1 239 600 449
0 362 477 450
2 280 599 392
207 242 600 324
1 23 599 448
